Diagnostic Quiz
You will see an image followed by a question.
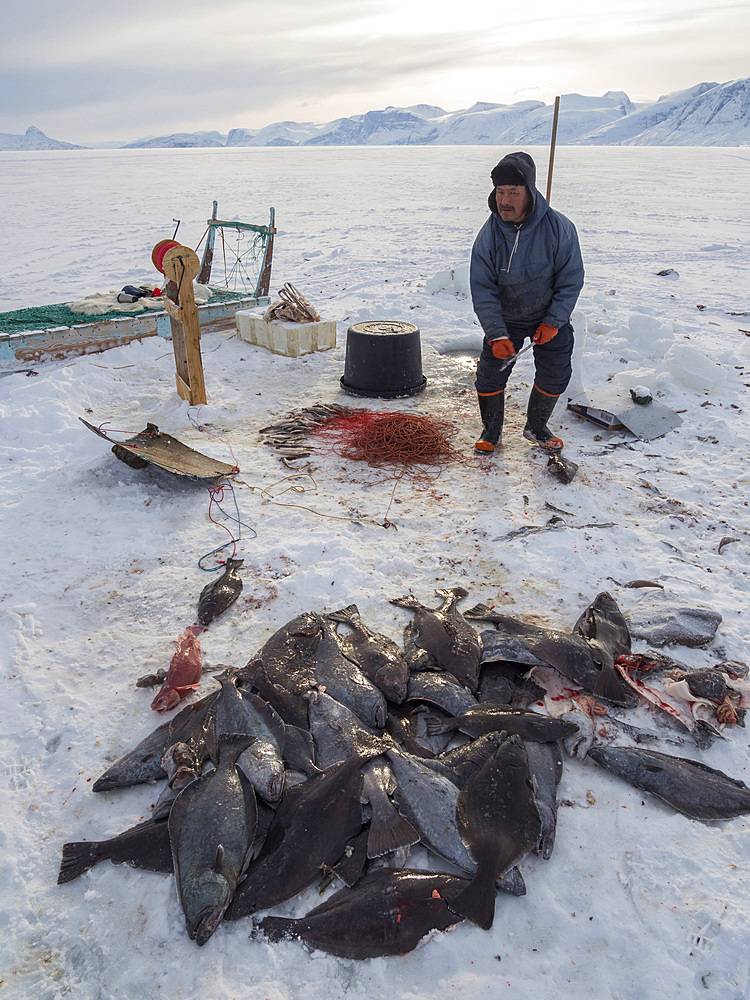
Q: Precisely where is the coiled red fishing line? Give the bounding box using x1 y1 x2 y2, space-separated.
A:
314 410 459 471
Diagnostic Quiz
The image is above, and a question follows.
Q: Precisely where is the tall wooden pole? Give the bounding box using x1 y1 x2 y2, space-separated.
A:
546 96 561 204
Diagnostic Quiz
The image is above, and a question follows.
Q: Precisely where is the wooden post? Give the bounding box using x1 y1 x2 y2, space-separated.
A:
160 245 207 405
198 200 218 285
546 96 561 204
258 207 276 297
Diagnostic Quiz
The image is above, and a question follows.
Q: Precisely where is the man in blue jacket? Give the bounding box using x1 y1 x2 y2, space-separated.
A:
470 151 584 453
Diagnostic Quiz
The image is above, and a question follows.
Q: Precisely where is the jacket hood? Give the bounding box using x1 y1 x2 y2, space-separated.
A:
487 151 538 218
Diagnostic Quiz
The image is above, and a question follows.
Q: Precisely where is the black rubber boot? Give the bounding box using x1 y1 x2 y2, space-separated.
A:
475 392 504 453
523 385 564 452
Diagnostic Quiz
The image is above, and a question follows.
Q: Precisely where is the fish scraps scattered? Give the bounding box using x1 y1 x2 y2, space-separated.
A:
259 402 354 466
502 519 615 541
59 587 750 958
546 452 578 484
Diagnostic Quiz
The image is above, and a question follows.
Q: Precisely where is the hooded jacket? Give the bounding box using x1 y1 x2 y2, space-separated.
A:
470 151 584 342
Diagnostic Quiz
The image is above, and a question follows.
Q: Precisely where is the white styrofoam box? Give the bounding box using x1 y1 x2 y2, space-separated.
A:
235 311 336 357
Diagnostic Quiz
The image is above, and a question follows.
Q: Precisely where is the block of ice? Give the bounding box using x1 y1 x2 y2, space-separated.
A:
663 342 728 391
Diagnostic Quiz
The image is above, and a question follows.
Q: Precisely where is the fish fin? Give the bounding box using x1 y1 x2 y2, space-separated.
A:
254 916 296 943
496 865 526 896
390 595 422 611
327 604 360 624
448 863 497 930
216 732 256 766
57 841 102 884
593 664 638 706
213 844 225 871
365 806 420 859
332 829 369 886
462 603 495 621
173 684 201 696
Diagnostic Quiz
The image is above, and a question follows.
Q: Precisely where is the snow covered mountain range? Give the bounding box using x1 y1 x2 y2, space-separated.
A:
0 125 85 150
3 78 748 150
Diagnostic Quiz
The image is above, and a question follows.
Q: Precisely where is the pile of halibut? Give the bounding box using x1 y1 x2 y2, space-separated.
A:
58 588 750 957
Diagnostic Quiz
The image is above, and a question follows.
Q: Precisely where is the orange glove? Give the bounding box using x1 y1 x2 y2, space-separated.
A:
533 322 558 345
490 337 515 359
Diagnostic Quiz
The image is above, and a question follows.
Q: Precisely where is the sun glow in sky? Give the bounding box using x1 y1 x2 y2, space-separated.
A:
1 0 748 144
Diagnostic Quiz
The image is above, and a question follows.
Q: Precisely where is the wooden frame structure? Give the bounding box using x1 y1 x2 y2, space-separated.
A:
198 201 276 297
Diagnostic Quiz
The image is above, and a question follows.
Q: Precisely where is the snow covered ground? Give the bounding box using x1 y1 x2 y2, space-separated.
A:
1 145 749 1000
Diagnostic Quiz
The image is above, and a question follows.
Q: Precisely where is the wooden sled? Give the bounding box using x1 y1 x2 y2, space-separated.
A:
80 419 237 480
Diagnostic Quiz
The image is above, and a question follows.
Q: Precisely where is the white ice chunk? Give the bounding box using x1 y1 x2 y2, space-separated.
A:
663 342 728 391
425 265 470 297
625 312 674 351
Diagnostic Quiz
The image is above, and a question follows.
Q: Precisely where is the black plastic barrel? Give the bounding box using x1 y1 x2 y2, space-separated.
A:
340 321 426 398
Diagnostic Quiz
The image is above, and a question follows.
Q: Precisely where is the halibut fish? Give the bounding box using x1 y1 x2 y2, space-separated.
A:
328 604 410 704
587 744 750 821
452 735 542 929
391 587 482 692
254 868 470 958
196 558 244 628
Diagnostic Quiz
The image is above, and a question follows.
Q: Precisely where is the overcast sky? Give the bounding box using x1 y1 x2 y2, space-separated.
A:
1 0 748 145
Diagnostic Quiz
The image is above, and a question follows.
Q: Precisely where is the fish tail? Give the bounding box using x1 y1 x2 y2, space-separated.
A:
436 585 469 603
423 713 454 736
254 915 297 943
465 603 497 620
366 804 420 859
216 732 256 766
57 841 103 884
389 595 421 611
448 863 497 930
593 662 635 705
326 604 360 624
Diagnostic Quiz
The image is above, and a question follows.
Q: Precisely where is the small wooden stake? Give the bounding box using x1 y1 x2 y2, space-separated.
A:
546 96 561 204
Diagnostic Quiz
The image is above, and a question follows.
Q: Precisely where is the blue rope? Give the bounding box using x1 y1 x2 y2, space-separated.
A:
198 480 257 572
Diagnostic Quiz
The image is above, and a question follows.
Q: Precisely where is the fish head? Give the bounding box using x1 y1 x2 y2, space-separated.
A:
457 661 480 693
150 687 181 712
161 741 201 785
373 699 388 729
375 665 408 705
237 742 285 804
170 765 201 791
186 871 231 946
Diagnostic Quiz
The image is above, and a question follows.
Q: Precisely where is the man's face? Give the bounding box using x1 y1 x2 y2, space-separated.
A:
495 185 531 224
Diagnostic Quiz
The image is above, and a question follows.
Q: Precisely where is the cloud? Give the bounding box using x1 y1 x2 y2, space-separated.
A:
1 0 748 143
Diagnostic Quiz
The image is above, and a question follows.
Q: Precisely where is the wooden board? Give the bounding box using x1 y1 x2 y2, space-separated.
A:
0 294 271 366
161 246 206 405
80 419 237 480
